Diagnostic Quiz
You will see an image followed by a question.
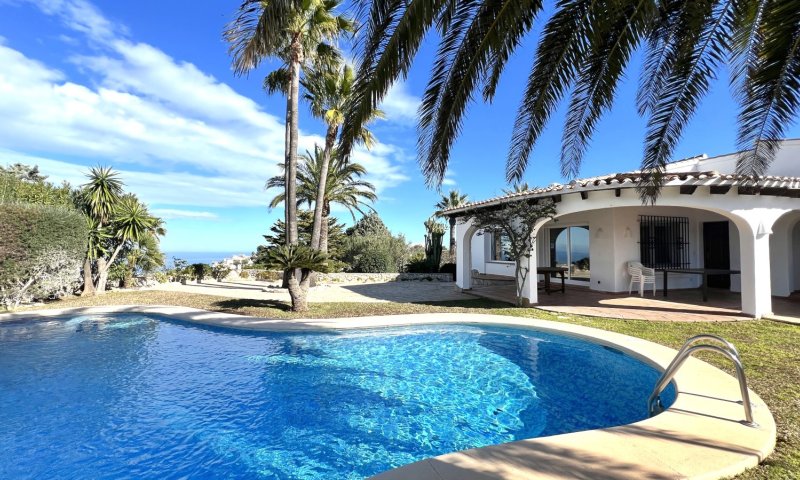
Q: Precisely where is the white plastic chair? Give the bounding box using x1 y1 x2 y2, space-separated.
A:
628 261 656 297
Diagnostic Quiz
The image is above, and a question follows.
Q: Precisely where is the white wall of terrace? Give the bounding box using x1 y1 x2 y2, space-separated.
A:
455 184 798 318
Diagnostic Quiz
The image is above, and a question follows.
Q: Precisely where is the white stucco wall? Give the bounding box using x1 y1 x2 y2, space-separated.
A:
470 231 485 274
794 222 800 292
468 204 738 294
664 138 800 177
456 166 798 316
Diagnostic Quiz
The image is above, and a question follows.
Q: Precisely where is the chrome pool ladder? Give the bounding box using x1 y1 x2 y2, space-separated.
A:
647 334 757 427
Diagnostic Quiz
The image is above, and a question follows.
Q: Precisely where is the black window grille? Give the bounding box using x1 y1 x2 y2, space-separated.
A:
639 215 690 269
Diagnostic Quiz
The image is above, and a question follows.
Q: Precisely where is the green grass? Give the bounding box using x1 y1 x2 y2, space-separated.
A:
14 290 800 479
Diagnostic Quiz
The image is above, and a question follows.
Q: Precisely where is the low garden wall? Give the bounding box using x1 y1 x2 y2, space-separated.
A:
314 272 454 283
237 269 453 284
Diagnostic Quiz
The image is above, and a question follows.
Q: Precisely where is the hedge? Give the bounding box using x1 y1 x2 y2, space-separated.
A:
0 203 88 308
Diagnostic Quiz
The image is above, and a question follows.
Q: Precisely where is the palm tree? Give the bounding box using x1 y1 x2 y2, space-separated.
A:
267 145 377 253
503 183 532 195
263 244 329 312
225 0 354 245
344 1 800 201
300 62 383 251
435 190 468 258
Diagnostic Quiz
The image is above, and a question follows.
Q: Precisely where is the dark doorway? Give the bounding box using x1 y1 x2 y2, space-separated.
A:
703 221 731 288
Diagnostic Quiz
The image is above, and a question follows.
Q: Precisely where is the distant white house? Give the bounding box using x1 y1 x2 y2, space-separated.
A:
444 139 800 318
215 254 253 272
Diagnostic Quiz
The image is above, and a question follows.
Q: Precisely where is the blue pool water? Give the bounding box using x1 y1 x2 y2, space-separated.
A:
0 314 674 479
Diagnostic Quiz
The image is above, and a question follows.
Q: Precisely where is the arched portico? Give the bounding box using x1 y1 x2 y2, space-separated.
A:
770 211 800 296
453 185 797 318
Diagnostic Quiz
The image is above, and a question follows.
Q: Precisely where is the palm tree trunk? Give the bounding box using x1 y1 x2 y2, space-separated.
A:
80 257 95 296
449 217 457 260
310 124 337 250
286 272 308 312
286 48 301 246
320 212 330 254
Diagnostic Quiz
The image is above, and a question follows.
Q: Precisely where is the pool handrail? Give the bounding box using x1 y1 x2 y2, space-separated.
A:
647 334 756 427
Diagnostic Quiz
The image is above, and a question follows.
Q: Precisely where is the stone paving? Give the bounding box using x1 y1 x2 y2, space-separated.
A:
149 279 473 303
470 284 800 322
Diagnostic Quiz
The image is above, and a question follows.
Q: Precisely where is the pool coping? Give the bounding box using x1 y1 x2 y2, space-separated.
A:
0 305 777 480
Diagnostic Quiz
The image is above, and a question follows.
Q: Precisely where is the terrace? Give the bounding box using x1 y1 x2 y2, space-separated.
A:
468 284 800 323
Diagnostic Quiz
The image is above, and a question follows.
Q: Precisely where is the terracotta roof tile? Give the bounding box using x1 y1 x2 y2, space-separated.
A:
442 171 800 215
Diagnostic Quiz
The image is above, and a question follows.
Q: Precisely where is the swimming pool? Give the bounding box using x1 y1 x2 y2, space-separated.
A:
0 313 674 479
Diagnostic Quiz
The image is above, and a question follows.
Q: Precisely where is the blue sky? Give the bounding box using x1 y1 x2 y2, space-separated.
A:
2 0 797 252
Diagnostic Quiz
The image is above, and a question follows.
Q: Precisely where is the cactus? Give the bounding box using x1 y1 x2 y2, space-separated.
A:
424 217 446 272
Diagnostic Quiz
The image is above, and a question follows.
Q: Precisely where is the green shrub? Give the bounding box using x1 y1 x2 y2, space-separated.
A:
404 259 430 273
352 244 395 273
254 270 282 282
211 264 232 281
191 263 212 281
341 235 409 273
439 262 456 280
0 203 88 309
0 171 75 207
153 271 170 283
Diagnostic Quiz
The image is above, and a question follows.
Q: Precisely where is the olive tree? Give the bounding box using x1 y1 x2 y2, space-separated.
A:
461 199 557 306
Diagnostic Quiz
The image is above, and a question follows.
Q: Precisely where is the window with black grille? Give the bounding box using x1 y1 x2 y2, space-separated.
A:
639 215 690 269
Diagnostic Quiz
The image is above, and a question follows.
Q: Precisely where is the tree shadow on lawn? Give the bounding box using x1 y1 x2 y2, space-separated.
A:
209 297 512 316
211 298 292 314
408 298 513 309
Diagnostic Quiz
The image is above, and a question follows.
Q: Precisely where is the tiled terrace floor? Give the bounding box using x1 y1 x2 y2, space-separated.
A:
469 284 800 322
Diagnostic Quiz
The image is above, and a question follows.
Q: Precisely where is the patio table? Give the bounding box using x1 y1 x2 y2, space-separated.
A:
657 268 741 302
537 267 568 294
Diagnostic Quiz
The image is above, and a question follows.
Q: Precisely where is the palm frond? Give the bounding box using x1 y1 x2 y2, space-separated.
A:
735 0 800 177
225 0 297 75
419 0 544 186
639 0 736 202
506 0 593 183
561 0 656 179
342 0 446 156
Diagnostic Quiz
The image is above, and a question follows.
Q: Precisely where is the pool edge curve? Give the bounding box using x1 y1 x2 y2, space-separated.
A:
0 305 777 480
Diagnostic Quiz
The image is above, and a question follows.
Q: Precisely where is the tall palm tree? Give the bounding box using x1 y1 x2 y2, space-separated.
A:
267 145 377 252
79 166 123 296
300 62 383 251
225 0 354 245
435 189 468 257
344 0 800 201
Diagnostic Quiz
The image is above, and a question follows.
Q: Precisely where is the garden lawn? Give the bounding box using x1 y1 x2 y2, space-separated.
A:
14 290 800 479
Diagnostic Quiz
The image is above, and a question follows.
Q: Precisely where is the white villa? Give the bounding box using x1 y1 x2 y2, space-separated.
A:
446 139 800 318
